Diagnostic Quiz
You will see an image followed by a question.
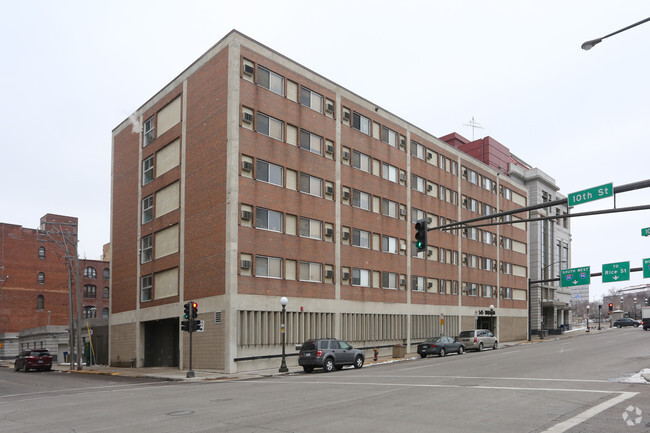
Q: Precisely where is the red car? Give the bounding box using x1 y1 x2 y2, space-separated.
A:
14 349 53 372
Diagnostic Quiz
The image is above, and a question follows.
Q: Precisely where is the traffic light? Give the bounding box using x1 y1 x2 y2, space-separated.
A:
192 319 204 332
184 302 190 319
609 303 613 312
191 302 198 319
181 320 190 332
414 219 428 252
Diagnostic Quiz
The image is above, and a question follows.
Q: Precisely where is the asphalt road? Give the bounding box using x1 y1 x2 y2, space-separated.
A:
1 328 649 432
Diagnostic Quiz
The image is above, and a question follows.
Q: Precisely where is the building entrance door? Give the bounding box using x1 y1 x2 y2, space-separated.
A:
144 318 179 367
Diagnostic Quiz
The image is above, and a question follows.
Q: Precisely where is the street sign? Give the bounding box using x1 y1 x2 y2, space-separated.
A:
602 261 630 283
567 183 613 207
644 258 650 279
560 266 590 287
642 227 650 237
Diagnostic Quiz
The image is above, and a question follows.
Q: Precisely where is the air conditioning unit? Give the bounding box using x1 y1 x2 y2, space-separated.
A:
342 272 350 280
400 137 406 147
427 250 433 256
326 186 334 195
462 168 467 178
241 210 252 221
325 270 334 278
325 228 333 237
342 151 350 160
326 144 334 154
243 64 254 76
400 279 406 286
342 232 350 240
241 260 252 269
400 208 407 216
343 111 350 121
427 217 433 224
326 103 334 113
342 191 350 200
242 161 253 172
243 112 253 123
427 184 433 192
399 172 406 182
427 282 433 288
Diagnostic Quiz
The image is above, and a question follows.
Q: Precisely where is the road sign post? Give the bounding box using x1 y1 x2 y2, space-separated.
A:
560 266 591 287
568 183 613 207
602 261 630 283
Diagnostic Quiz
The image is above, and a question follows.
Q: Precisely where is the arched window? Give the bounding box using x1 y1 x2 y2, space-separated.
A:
103 268 110 280
102 308 109 319
38 246 46 259
84 285 97 298
37 272 45 284
83 306 97 319
84 266 97 279
37 295 44 310
102 287 110 299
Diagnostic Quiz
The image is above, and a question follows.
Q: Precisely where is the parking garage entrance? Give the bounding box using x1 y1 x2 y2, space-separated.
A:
143 318 179 367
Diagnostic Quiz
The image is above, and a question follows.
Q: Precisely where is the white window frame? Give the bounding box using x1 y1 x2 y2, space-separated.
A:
300 130 323 155
257 65 284 96
352 189 370 210
141 275 152 302
352 112 371 135
382 235 398 254
143 116 155 147
352 268 370 287
299 217 322 240
411 175 426 193
299 261 322 282
299 173 323 197
255 208 283 233
143 155 154 185
142 195 154 224
352 229 370 248
382 272 398 290
352 150 371 172
382 198 399 218
141 235 153 263
412 276 425 292
256 159 283 187
256 112 284 141
300 86 323 113
381 126 398 147
255 256 282 279
382 162 398 183
411 141 425 160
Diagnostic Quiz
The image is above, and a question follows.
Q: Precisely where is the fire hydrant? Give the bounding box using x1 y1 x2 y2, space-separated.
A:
373 347 378 362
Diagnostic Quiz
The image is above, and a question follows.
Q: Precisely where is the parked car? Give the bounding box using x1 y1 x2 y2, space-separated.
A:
297 338 364 373
613 318 640 328
417 336 465 358
642 318 650 331
457 329 498 351
14 349 53 372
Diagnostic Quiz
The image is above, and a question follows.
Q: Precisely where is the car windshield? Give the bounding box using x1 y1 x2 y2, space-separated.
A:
30 351 50 357
458 331 473 338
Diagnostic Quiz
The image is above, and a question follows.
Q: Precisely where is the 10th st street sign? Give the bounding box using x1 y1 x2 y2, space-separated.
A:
561 266 591 288
568 183 613 207
602 261 630 283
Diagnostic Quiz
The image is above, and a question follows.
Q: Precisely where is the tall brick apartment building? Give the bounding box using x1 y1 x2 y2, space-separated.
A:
0 214 110 361
111 30 529 373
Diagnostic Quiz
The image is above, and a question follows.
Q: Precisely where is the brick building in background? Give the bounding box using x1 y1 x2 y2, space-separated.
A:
0 214 110 362
111 30 530 373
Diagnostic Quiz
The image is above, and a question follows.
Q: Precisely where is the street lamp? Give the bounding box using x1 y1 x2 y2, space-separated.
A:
489 305 495 336
634 297 637 320
586 305 590 332
279 296 289 373
581 17 650 50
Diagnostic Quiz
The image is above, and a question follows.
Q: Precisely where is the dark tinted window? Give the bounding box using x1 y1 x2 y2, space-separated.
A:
330 340 340 349
458 331 473 338
319 340 329 349
30 351 50 357
301 341 317 351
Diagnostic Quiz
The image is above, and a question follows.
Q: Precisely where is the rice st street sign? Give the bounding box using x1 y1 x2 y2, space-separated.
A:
602 261 630 283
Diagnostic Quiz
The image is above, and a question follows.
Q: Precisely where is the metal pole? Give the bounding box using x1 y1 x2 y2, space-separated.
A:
186 324 194 378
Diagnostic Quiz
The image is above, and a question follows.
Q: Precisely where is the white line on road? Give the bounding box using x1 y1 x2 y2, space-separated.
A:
361 374 609 383
542 392 638 433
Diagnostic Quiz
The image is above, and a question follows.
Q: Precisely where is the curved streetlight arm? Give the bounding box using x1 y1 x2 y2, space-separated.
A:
582 16 650 50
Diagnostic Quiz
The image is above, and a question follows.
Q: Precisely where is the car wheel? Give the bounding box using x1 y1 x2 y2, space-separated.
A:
303 366 314 373
477 342 484 352
458 346 464 355
439 348 446 357
493 341 498 350
617 324 622 328
23 364 28 373
353 355 363 369
420 353 427 358
323 358 335 372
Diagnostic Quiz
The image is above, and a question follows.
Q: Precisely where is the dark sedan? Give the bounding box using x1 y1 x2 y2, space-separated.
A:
613 318 640 328
417 336 465 358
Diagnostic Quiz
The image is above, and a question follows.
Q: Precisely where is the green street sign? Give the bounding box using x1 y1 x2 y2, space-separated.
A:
644 258 650 279
602 261 630 283
560 266 590 288
568 183 613 207
642 227 650 237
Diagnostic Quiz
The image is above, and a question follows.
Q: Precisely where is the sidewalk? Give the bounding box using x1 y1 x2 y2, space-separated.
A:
2 330 596 382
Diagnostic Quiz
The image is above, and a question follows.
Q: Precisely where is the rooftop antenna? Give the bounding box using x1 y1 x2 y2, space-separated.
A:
463 116 484 140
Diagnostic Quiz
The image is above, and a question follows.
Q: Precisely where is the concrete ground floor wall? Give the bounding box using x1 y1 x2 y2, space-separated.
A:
110 295 528 373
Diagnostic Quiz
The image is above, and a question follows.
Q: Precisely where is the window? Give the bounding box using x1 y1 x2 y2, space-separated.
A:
143 155 154 185
468 283 479 296
439 280 448 294
37 272 45 284
483 231 494 245
299 261 322 282
381 126 398 147
256 160 283 186
300 130 322 155
102 308 109 319
483 285 493 298
503 287 512 299
141 235 153 263
466 169 479 185
258 66 284 95
484 258 495 271
84 266 97 279
412 208 426 223
37 295 44 310
412 276 425 292
38 246 45 259
141 275 152 302
102 287 110 299
411 175 426 193
502 186 512 200
300 86 323 112
352 150 371 172
382 198 398 218
103 268 110 279
142 195 154 224
83 306 97 319
411 241 425 259
143 116 155 146
256 256 282 278
300 217 322 240
299 173 322 197
352 189 370 210
352 229 370 248
352 268 370 287
483 177 494 191
466 227 479 241
452 280 459 295
382 236 398 254
382 272 398 290
352 112 371 135
257 112 283 141
484 204 494 216
255 208 283 232
411 141 426 160
468 198 479 213
84 284 97 298
382 163 398 183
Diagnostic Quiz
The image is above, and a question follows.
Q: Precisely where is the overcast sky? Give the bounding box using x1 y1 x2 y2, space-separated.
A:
1 1 648 301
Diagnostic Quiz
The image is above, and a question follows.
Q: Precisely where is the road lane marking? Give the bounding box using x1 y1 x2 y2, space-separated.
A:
359 374 609 383
542 392 638 433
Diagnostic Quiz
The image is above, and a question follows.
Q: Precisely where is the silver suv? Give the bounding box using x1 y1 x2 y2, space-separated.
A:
457 329 498 351
298 338 365 373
